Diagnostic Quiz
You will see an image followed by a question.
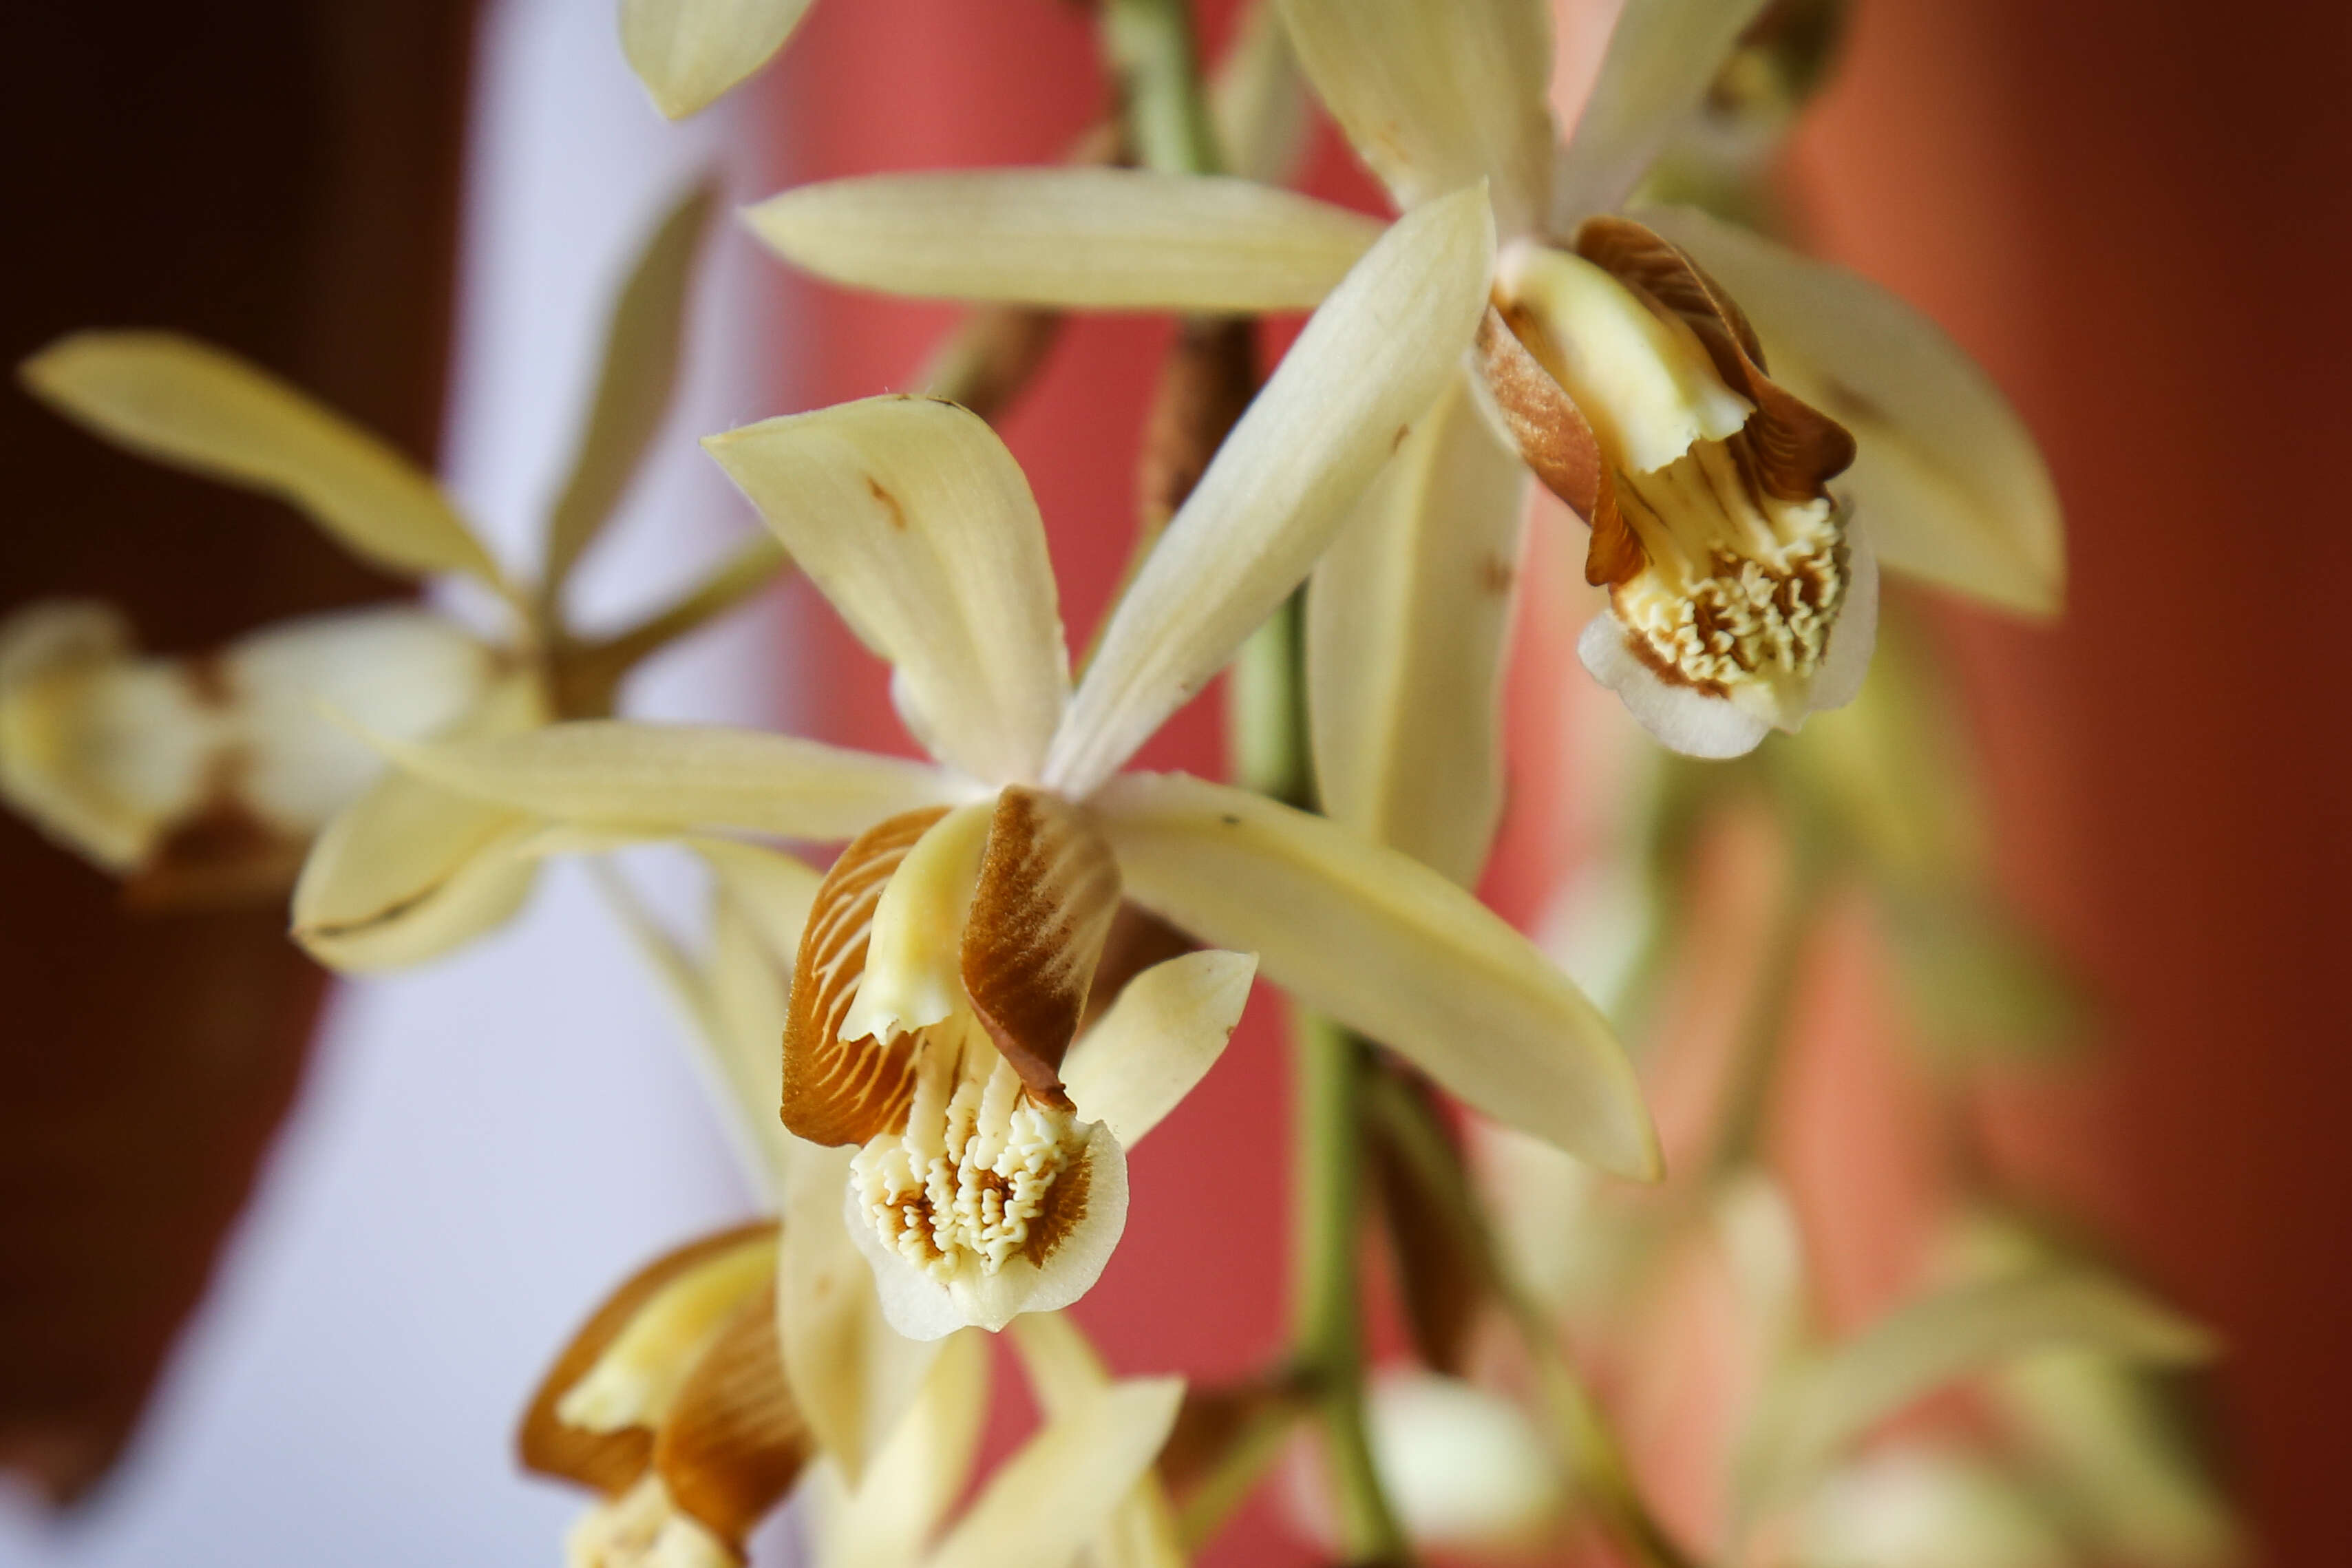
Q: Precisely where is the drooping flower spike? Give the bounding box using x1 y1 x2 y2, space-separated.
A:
368 197 1660 1338
744 0 2062 761
3 184 782 955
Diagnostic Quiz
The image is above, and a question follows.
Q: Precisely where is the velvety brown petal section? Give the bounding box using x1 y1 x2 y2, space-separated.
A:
654 1281 812 1547
1574 215 1856 502
517 1223 777 1495
960 787 1121 1105
1472 308 1644 588
782 808 946 1146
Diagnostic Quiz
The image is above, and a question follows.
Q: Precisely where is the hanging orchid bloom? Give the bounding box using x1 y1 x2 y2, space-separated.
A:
742 0 2061 760
363 194 1658 1337
518 1214 1191 1568
3 186 785 958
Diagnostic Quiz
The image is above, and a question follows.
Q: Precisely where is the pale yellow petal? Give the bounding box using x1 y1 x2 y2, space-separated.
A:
1552 0 1770 219
555 1229 778 1432
1094 772 1657 1178
1209 0 1312 187
542 181 716 595
818 1330 993 1568
289 774 539 972
924 1377 1186 1568
743 169 1379 312
1060 951 1256 1147
1048 187 1496 797
377 720 973 838
1738 1270 2216 1526
1306 371 1525 886
1007 1314 1188 1568
777 1143 949 1485
840 798 994 1047
1643 208 2063 615
1277 0 1555 234
703 397 1069 783
21 332 501 584
620 0 813 118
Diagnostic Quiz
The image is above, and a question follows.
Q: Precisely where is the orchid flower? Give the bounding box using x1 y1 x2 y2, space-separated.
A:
362 195 1658 1340
520 1209 1188 1568
743 0 2062 760
1 184 786 960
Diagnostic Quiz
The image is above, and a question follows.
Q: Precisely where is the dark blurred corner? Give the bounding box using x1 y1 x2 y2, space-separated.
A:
0 1 474 1501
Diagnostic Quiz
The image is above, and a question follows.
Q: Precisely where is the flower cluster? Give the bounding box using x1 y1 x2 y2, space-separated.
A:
1 0 2240 1565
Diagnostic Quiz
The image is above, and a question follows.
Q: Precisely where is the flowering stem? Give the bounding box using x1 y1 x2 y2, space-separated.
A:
1705 842 1824 1183
1100 0 1223 177
1290 1013 1410 1565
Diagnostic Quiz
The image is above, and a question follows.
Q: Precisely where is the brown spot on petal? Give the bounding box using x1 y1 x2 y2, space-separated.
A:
517 1224 776 1496
655 1282 812 1549
962 787 1120 1105
781 809 945 1146
1480 555 1518 595
1021 1139 1091 1268
1574 215 1856 502
863 475 908 532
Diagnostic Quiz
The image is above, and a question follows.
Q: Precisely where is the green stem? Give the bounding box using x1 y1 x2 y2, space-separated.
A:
1706 843 1825 1183
1100 0 1224 176
1290 1015 1410 1566
550 533 791 718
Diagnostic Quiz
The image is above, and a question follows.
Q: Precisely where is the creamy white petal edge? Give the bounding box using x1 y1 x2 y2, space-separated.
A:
1061 951 1258 1147
373 720 978 839
815 1330 993 1568
19 332 502 585
743 169 1381 312
1306 370 1527 886
1006 1314 1186 1568
1637 204 2066 618
1277 0 1555 236
1094 772 1660 1178
620 0 813 119
704 396 1070 784
1551 0 1770 220
1046 186 1498 798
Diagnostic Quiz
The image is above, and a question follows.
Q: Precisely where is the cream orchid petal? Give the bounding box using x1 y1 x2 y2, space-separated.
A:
1552 0 1771 220
374 720 974 838
1048 187 1497 798
541 180 715 594
1635 205 2066 617
1306 371 1526 887
1094 772 1659 1178
778 1143 949 1485
818 1328 994 1568
923 1375 1187 1568
847 1121 1130 1339
20 332 502 585
0 601 494 887
1209 0 1313 187
1007 1315 1188 1568
289 673 555 972
1276 0 1556 235
555 1231 779 1432
840 799 995 1048
1576 611 1772 760
620 0 812 118
1061 950 1258 1147
1737 1270 2216 1529
743 169 1379 312
703 397 1069 783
